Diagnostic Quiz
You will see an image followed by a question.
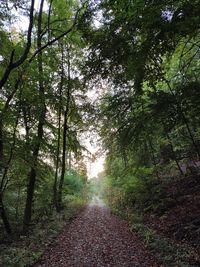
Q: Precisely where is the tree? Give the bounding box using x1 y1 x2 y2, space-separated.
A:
0 0 89 234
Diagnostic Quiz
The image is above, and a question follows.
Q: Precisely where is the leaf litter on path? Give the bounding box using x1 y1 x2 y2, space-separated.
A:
34 197 159 267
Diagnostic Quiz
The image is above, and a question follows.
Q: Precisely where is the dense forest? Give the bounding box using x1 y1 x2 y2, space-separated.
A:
0 0 200 266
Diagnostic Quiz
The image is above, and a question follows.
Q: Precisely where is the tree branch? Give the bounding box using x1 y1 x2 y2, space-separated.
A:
0 0 35 90
29 4 84 62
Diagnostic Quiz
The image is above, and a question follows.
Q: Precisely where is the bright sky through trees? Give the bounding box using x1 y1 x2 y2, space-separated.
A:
86 141 105 178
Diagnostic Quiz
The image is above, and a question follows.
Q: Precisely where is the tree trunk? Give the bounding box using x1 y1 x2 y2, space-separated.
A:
148 138 160 179
182 114 200 159
23 168 36 228
0 119 3 171
0 93 21 234
57 48 71 211
23 0 45 230
15 185 21 220
69 150 72 170
0 194 11 234
0 75 22 176
166 134 184 176
53 44 64 209
57 108 68 211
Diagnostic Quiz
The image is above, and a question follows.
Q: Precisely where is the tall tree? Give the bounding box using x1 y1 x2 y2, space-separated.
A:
23 0 46 230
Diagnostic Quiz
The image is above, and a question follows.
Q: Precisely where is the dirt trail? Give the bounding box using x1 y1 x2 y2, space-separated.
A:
34 197 158 267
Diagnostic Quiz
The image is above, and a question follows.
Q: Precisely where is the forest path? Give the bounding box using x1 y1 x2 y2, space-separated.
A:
34 197 158 267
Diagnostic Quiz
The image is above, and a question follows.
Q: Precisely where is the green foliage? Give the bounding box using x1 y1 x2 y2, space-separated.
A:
1 247 42 267
64 170 85 195
103 160 166 213
131 221 198 267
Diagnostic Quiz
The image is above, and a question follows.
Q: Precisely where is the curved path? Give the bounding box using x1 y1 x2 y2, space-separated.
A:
35 197 158 267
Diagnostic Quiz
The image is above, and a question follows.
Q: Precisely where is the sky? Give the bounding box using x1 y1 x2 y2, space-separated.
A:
82 135 105 179
89 156 105 178
87 148 105 179
85 88 106 179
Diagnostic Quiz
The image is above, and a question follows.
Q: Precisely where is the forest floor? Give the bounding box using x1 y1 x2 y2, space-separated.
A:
145 174 200 251
34 197 158 267
143 174 200 266
0 203 85 266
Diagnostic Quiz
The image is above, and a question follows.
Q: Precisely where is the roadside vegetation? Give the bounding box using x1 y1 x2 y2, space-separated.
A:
87 1 200 266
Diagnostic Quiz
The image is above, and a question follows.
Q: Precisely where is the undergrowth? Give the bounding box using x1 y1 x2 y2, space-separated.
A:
0 200 85 267
113 209 199 267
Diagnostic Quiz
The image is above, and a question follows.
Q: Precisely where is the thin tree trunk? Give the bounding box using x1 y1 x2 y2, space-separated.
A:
53 109 61 209
47 0 53 41
0 93 22 234
23 168 36 229
0 194 11 234
147 138 160 179
23 0 45 230
53 44 64 209
57 47 71 211
0 119 4 173
121 146 128 168
182 114 200 159
166 134 184 176
57 109 68 211
15 185 21 220
69 150 72 170
0 74 23 175
1 106 20 193
175 158 184 175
